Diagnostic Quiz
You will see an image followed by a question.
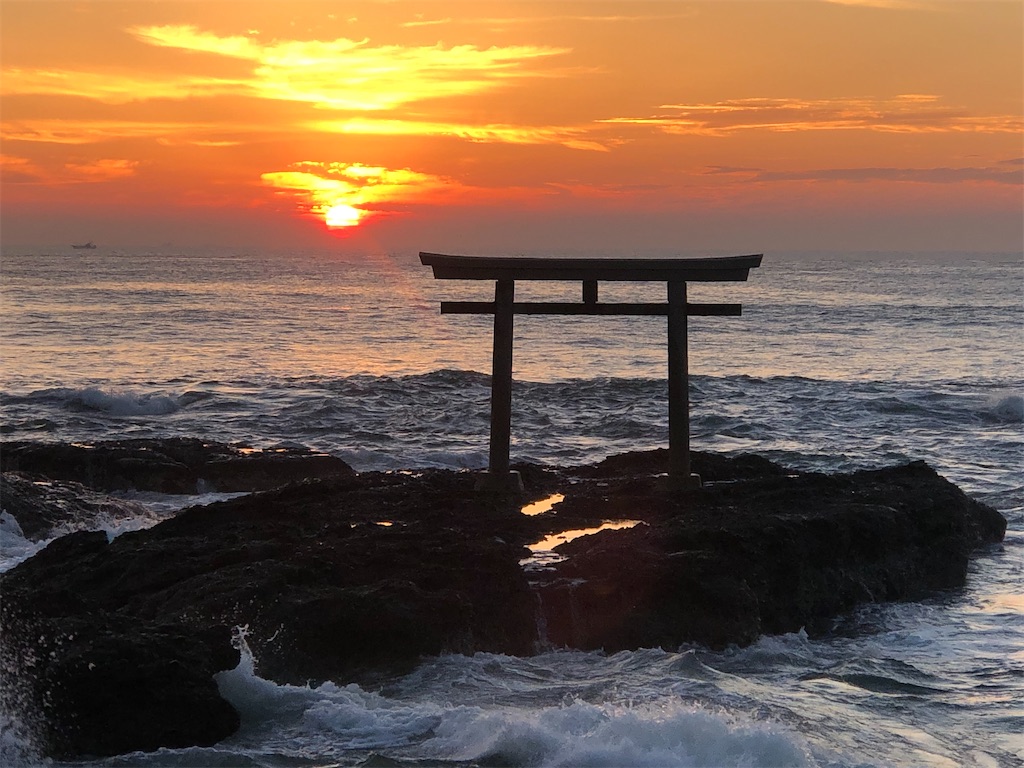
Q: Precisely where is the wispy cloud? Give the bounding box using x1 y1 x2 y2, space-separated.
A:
1 67 244 105
0 119 249 145
0 154 43 183
821 0 939 10
401 16 454 28
401 12 699 28
756 166 1022 184
704 164 1021 185
0 154 138 184
309 118 611 152
64 158 139 181
603 95 1023 135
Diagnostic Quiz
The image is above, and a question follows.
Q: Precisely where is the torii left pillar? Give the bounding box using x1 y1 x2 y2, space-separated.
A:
484 279 521 492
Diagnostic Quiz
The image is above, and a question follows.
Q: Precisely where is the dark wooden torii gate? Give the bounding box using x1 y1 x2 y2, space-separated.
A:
421 252 763 491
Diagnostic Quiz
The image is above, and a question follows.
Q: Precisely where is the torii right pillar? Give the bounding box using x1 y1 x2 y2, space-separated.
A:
667 280 696 486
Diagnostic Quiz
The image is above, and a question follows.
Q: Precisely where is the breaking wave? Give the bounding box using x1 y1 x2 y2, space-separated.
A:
8 386 215 418
982 393 1024 423
211 638 818 768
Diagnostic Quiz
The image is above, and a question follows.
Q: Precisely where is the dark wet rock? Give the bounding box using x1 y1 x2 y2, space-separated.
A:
0 438 356 494
538 460 1007 651
0 470 540 756
577 447 788 482
0 531 240 759
0 471 155 540
0 446 1006 759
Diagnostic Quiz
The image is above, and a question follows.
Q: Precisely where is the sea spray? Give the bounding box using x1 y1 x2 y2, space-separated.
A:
0 514 48 574
0 711 42 768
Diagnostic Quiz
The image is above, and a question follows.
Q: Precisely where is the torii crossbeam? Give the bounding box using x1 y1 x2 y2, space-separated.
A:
421 252 763 491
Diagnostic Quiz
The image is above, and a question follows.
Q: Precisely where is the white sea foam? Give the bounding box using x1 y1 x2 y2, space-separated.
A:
215 631 324 728
0 711 42 768
214 639 817 768
215 630 446 752
423 698 814 767
68 387 183 416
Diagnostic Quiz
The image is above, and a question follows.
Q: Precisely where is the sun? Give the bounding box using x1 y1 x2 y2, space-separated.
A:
324 203 365 228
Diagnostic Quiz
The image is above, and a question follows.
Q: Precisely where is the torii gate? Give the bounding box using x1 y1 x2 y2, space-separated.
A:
421 252 763 491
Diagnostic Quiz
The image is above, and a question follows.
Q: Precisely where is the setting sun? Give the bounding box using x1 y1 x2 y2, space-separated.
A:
324 203 365 229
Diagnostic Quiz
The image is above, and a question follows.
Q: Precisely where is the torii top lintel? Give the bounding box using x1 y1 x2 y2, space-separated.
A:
420 252 763 282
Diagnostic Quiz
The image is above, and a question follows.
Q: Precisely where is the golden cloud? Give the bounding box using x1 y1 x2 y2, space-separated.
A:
127 25 570 111
0 24 592 156
3 25 569 113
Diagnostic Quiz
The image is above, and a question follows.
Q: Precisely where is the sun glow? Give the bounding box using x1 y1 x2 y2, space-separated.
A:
324 203 364 228
262 162 458 229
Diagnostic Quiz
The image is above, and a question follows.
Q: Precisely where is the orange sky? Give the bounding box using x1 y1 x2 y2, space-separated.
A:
1 0 1021 253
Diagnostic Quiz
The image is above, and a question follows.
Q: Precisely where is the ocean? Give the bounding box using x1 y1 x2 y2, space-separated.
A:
0 247 1021 767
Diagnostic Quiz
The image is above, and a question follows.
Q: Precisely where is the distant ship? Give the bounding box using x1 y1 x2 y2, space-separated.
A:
71 242 97 249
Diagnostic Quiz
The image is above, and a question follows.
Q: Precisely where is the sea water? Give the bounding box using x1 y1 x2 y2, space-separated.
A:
0 248 1021 767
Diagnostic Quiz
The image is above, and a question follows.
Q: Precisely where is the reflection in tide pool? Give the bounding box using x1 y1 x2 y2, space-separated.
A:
527 520 642 552
522 520 643 570
520 492 564 516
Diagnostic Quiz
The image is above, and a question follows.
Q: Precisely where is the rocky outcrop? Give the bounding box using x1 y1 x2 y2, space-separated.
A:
0 438 355 494
0 443 1006 759
1 532 240 758
1 470 542 758
535 460 1007 651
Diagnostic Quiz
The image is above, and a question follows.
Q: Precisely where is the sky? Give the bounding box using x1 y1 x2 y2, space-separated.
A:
1 0 1021 254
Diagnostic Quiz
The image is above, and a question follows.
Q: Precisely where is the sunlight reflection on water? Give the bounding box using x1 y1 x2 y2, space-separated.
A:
526 520 641 552
519 492 564 516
